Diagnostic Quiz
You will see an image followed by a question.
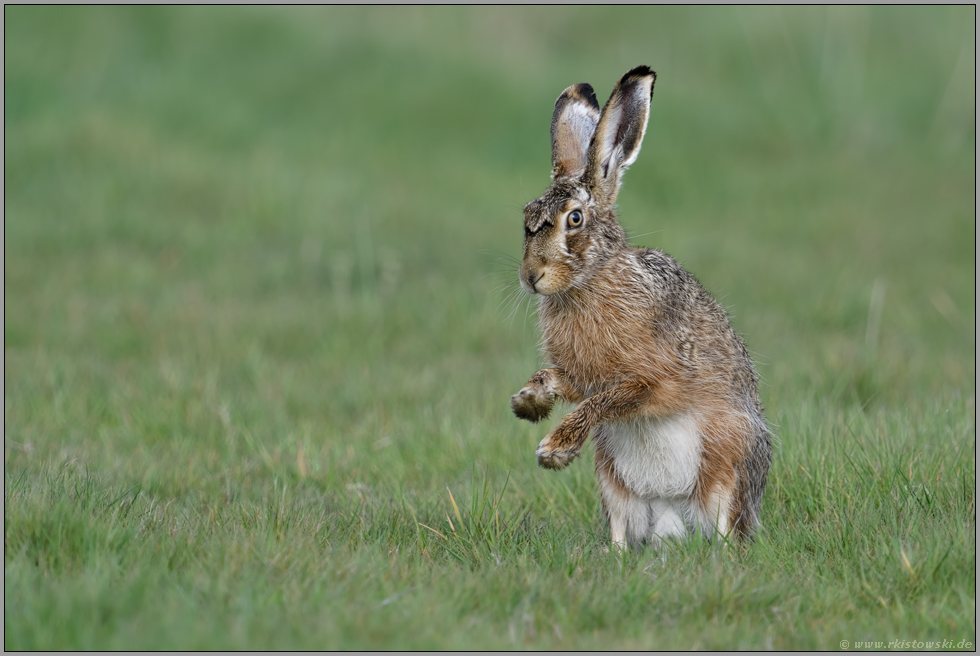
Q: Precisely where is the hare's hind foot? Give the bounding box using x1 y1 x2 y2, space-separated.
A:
605 495 688 551
695 485 736 544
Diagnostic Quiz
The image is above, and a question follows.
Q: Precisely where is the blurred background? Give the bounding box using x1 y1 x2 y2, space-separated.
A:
4 7 975 650
5 4 975 494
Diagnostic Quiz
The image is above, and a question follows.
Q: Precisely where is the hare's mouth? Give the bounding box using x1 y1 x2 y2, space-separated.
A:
522 268 571 296
525 271 545 294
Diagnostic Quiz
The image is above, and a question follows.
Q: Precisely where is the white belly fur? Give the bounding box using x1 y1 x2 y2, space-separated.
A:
600 413 701 500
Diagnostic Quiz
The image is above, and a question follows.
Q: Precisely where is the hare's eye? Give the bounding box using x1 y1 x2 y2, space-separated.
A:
567 210 583 228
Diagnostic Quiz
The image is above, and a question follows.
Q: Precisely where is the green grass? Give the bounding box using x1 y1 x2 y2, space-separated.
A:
4 6 975 650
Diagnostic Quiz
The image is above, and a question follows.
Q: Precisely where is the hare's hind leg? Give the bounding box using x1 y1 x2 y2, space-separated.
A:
694 411 758 543
694 484 736 543
596 478 687 549
731 423 772 540
648 498 687 547
595 436 647 548
595 436 687 549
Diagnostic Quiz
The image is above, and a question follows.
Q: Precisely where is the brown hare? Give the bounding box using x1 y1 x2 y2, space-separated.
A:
510 66 771 549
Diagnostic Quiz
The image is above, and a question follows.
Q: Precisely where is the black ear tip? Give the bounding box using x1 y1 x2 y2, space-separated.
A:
575 83 600 109
620 65 657 97
625 65 656 79
558 83 599 111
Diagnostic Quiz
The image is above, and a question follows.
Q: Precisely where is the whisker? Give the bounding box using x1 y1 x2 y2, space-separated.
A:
626 229 664 243
520 293 539 353
507 288 530 328
496 287 524 319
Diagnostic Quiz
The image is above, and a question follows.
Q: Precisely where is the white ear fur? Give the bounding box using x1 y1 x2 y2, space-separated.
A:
551 83 601 180
586 67 656 205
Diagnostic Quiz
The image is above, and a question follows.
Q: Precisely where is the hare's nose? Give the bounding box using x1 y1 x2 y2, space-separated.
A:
527 271 544 292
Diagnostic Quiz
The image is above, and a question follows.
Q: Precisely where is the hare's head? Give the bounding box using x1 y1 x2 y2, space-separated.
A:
520 66 656 296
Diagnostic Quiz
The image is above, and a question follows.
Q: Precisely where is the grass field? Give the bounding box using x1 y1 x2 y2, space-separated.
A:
4 6 976 650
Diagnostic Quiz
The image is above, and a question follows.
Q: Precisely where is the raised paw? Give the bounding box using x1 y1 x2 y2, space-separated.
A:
510 382 555 423
535 430 582 470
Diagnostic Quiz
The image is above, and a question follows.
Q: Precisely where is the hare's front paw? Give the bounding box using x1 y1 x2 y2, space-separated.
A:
535 427 582 470
511 384 555 423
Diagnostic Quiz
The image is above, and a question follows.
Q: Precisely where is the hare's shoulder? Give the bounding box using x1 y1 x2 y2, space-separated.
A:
634 247 680 272
629 247 743 364
628 247 715 315
632 247 701 291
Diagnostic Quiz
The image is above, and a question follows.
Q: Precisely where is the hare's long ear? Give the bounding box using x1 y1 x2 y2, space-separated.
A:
584 66 656 207
551 83 601 180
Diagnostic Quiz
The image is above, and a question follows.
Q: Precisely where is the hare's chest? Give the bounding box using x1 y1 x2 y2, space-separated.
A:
596 414 701 499
545 335 608 391
541 307 645 393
